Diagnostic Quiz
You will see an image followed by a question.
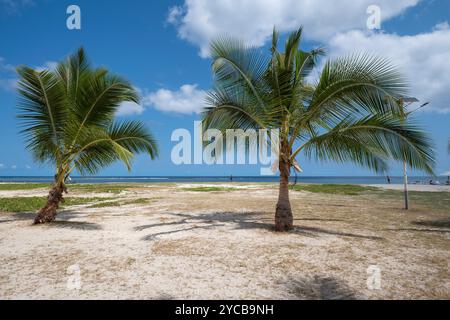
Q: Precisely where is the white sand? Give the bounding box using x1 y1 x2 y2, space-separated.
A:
367 184 450 192
0 184 449 300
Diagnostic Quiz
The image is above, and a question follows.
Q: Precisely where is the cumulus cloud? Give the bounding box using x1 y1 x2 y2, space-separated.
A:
0 163 4 169
327 23 450 113
168 0 420 57
143 84 206 114
116 101 145 116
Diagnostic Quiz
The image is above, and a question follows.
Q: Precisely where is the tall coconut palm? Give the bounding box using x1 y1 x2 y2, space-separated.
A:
17 48 158 224
203 28 435 231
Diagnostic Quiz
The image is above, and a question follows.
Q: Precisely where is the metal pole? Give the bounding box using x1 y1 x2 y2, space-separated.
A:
399 98 427 211
403 161 409 210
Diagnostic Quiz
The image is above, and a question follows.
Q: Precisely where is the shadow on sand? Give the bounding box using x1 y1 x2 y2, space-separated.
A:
46 220 102 230
0 210 102 230
136 211 383 241
284 275 363 300
412 219 450 229
385 218 450 234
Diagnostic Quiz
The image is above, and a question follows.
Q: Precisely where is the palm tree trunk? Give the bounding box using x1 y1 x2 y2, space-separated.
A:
275 156 293 231
34 184 65 224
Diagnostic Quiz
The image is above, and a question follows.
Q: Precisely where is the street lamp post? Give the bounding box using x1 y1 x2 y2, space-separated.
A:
400 97 429 210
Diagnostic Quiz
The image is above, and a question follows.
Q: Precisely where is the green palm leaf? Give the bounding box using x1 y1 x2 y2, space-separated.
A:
203 27 435 231
16 48 158 184
16 67 66 164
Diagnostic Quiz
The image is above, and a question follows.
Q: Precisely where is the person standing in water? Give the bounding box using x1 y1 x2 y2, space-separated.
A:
386 176 391 184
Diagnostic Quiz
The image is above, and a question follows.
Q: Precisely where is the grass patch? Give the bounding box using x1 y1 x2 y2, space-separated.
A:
88 198 152 208
0 183 50 190
181 187 238 192
290 184 380 195
69 184 138 194
0 197 113 213
378 190 450 212
0 183 138 193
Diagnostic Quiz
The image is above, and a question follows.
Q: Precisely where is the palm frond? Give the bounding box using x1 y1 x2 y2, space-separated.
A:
16 47 158 179
71 120 158 174
203 87 269 132
306 53 407 125
298 115 435 174
55 47 91 98
108 121 158 160
210 36 268 107
284 27 303 70
203 28 435 177
16 66 66 163
74 73 139 128
295 47 325 81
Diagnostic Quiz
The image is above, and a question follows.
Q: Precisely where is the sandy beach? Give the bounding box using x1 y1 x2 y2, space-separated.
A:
366 184 450 192
0 183 449 300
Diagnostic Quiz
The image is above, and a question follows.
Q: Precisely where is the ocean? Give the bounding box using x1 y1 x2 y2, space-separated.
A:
0 176 448 185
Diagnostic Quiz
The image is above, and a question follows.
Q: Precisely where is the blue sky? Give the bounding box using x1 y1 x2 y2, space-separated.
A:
0 0 449 177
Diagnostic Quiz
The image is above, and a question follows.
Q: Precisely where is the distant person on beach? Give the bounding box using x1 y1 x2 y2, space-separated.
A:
386 176 391 184
230 175 233 182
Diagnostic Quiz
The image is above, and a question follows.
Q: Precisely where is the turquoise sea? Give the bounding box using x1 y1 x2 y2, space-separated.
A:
0 176 448 185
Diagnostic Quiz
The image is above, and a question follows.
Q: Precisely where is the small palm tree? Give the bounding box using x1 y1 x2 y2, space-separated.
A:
17 48 158 224
203 28 435 231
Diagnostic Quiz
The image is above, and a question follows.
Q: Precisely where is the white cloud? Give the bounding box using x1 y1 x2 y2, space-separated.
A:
0 57 17 91
116 101 145 116
327 23 450 113
0 58 58 91
441 171 450 176
143 84 206 114
0 0 35 14
0 163 4 169
25 165 31 169
11 165 17 169
168 0 420 57
0 78 17 91
35 61 58 72
0 57 15 72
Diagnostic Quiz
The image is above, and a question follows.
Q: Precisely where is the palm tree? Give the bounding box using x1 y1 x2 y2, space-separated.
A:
17 48 158 224
203 28 435 231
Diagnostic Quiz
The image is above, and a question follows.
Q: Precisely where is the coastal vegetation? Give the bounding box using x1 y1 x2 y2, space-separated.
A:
16 48 158 224
0 197 113 213
203 27 435 231
181 187 238 192
289 184 379 195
